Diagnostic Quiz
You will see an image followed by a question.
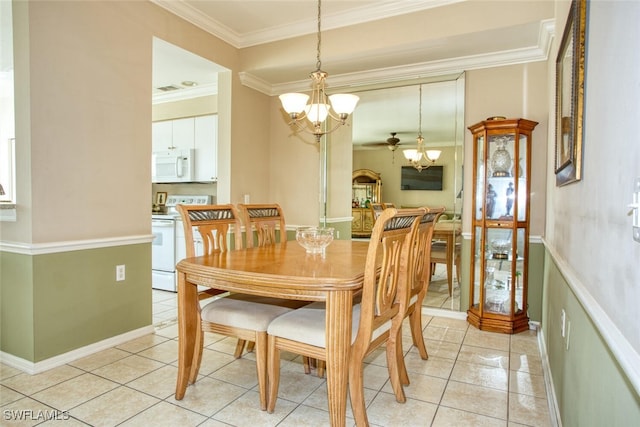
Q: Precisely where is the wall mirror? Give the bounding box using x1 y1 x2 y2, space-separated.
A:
351 74 465 311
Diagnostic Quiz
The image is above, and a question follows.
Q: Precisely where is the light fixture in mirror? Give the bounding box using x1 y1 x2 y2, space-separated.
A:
349 75 465 312
403 85 441 171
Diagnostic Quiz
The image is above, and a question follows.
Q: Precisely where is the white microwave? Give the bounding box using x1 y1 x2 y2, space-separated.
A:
152 149 195 183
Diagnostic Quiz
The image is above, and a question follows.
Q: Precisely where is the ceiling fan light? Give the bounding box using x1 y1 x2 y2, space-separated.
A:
305 103 331 123
329 93 359 115
426 150 442 161
280 93 309 114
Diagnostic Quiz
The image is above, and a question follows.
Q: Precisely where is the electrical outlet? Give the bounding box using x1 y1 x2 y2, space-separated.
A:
116 265 126 281
336 230 340 239
561 309 566 338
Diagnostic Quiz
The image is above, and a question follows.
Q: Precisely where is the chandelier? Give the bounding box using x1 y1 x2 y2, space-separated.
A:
279 0 359 142
403 85 441 171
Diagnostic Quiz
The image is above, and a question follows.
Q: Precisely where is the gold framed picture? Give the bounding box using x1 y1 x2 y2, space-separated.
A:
555 0 587 186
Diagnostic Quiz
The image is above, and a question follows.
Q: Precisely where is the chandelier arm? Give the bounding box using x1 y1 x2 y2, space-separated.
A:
289 117 349 142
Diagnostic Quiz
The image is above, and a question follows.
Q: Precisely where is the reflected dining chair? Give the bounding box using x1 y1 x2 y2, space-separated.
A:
382 202 396 209
370 202 385 221
395 206 445 388
430 221 462 296
266 207 425 424
176 203 303 410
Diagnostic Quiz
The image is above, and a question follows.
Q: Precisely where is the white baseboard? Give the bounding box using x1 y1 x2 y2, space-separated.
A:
537 327 562 427
0 325 155 375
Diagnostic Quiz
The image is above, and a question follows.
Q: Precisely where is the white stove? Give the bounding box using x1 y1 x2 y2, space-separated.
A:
152 194 212 219
151 194 213 292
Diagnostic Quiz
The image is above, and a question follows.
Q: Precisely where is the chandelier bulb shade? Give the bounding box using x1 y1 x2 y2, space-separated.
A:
279 0 359 142
403 85 441 171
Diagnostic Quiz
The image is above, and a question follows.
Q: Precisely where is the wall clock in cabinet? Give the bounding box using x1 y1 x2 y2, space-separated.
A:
467 118 538 334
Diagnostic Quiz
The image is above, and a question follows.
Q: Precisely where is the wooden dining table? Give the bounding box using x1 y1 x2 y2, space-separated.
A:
174 239 372 427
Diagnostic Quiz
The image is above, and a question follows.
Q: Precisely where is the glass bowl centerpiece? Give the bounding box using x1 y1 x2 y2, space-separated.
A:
296 227 334 254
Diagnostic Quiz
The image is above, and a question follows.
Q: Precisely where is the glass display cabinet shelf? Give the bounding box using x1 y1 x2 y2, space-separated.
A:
467 118 537 334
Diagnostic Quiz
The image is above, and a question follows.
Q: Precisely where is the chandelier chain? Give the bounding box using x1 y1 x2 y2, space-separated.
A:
316 0 322 71
278 0 359 142
418 84 423 138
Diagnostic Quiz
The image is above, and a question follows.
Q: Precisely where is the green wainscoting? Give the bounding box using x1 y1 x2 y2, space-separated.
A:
328 220 352 241
542 251 640 426
0 252 35 359
1 244 151 362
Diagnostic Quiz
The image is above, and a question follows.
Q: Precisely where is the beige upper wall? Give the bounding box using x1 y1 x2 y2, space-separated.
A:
6 1 547 244
6 1 267 243
464 61 549 237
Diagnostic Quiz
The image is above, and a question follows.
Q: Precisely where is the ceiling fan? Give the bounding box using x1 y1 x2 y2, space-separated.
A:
362 132 404 151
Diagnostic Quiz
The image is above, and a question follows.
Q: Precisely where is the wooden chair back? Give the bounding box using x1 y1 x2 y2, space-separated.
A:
176 204 244 257
409 206 446 301
354 207 425 351
238 203 286 248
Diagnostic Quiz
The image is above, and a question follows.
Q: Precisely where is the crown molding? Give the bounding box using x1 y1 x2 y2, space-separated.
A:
152 0 464 49
242 27 554 97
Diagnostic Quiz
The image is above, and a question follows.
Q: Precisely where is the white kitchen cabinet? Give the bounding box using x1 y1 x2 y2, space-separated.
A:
152 115 217 182
152 120 173 151
152 117 195 151
171 117 195 150
194 115 217 182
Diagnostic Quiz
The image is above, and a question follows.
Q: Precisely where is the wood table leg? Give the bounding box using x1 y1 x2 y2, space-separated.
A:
446 234 454 296
324 290 352 427
175 271 197 400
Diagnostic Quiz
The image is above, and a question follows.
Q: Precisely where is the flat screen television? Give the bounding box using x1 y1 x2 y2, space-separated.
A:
401 165 443 191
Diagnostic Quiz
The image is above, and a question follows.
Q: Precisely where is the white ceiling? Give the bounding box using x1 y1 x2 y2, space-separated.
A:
151 0 555 148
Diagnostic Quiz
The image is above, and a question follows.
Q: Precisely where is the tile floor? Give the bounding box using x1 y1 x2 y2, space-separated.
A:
0 282 554 427
422 264 461 312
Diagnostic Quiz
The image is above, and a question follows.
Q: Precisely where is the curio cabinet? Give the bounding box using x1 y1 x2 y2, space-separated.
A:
467 118 538 333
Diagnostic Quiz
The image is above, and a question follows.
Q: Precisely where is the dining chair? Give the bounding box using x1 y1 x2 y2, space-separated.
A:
238 203 287 248
430 224 462 296
234 203 310 363
395 206 445 388
176 203 304 410
370 202 385 221
266 207 425 424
